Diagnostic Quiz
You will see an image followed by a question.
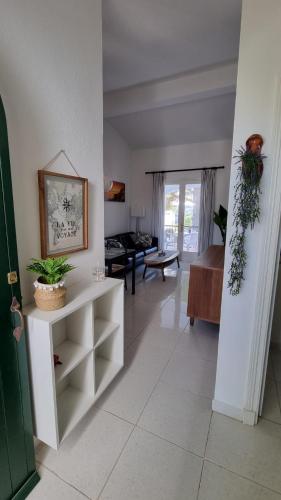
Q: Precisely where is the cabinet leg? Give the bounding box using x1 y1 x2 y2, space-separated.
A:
190 317 194 326
161 267 165 281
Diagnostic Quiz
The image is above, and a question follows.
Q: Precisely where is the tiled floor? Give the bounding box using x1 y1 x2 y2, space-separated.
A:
31 265 281 499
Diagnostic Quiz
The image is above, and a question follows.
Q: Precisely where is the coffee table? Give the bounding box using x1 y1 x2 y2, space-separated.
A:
105 248 136 294
143 250 180 281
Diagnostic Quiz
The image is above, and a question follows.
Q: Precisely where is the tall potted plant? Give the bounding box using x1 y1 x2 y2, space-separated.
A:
213 205 228 245
26 256 75 311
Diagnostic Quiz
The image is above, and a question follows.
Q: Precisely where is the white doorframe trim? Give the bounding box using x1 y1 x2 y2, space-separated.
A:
243 77 281 424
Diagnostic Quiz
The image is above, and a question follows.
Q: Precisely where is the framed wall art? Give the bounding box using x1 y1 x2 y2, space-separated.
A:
38 170 88 258
104 181 125 202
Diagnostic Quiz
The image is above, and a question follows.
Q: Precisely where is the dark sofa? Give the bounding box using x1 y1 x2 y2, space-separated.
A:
105 231 158 271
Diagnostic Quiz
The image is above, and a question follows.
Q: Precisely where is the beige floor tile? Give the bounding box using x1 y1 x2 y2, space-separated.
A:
125 323 181 369
150 297 189 331
99 427 202 500
96 364 159 423
36 408 133 499
124 303 160 349
177 321 219 362
206 413 281 493
138 380 212 456
161 348 217 398
198 461 281 500
167 293 188 312
170 270 189 300
28 466 87 500
141 321 183 346
124 298 155 339
136 279 176 304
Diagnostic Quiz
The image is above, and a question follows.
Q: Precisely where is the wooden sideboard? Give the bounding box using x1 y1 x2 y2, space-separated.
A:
187 245 225 325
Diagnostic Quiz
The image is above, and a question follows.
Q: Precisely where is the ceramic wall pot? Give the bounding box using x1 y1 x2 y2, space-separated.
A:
33 280 66 311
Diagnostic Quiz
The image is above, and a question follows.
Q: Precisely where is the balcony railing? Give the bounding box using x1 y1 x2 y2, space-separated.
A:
164 225 199 253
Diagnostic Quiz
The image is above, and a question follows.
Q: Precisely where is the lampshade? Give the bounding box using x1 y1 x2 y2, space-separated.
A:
131 205 145 218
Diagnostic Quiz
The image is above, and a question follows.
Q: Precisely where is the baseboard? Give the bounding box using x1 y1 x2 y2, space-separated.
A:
212 399 243 421
13 470 40 500
242 409 258 425
212 399 258 426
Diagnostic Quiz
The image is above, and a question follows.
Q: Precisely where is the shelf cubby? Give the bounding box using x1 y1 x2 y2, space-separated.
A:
54 341 91 384
52 303 93 384
56 353 94 442
94 318 119 349
94 331 123 400
93 285 123 351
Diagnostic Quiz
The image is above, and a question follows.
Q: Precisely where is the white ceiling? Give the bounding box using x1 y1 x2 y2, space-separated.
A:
103 0 242 92
107 93 236 149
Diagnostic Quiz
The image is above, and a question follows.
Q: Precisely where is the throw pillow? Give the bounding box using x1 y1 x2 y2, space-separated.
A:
133 232 153 248
105 238 124 249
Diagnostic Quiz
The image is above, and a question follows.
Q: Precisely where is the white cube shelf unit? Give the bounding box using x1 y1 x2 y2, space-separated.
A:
24 278 124 449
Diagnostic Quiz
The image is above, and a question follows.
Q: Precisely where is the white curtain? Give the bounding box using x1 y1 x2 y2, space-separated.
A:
198 169 216 254
152 172 165 249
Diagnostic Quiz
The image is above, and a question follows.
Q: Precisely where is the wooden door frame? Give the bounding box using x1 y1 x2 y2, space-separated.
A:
243 78 281 424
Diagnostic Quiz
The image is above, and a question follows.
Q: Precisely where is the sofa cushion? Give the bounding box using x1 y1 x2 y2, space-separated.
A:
144 247 158 256
119 233 136 249
135 250 145 259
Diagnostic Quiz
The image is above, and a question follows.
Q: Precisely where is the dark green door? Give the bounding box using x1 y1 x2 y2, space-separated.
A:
0 96 39 499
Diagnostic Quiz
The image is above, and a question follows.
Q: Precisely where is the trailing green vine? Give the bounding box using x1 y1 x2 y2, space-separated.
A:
228 135 266 295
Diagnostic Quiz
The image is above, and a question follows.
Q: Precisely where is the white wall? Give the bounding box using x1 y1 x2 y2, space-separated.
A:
0 0 103 304
103 121 131 236
214 0 281 417
131 140 232 243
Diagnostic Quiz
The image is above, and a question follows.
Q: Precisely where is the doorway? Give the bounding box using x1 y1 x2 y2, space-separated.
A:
164 181 201 262
0 96 39 498
260 234 281 423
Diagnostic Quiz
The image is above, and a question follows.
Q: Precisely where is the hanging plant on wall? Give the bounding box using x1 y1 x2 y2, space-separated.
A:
228 134 266 296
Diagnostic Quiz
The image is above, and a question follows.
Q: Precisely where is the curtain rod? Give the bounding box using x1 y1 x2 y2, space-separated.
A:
145 166 224 175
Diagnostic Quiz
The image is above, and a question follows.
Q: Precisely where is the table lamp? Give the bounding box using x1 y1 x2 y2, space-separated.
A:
131 205 145 232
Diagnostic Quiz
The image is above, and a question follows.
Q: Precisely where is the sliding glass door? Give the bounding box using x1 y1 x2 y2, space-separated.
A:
164 182 201 261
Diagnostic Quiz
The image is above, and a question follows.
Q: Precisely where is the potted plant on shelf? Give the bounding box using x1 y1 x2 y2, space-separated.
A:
26 256 75 311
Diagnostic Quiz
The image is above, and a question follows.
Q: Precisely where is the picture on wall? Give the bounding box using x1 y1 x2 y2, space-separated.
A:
105 181 125 202
38 170 88 258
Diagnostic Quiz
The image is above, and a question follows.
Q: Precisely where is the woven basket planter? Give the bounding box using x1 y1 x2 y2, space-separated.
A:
33 280 66 311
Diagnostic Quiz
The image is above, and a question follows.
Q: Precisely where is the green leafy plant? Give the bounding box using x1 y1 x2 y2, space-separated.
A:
26 256 75 285
228 147 266 296
213 205 228 245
